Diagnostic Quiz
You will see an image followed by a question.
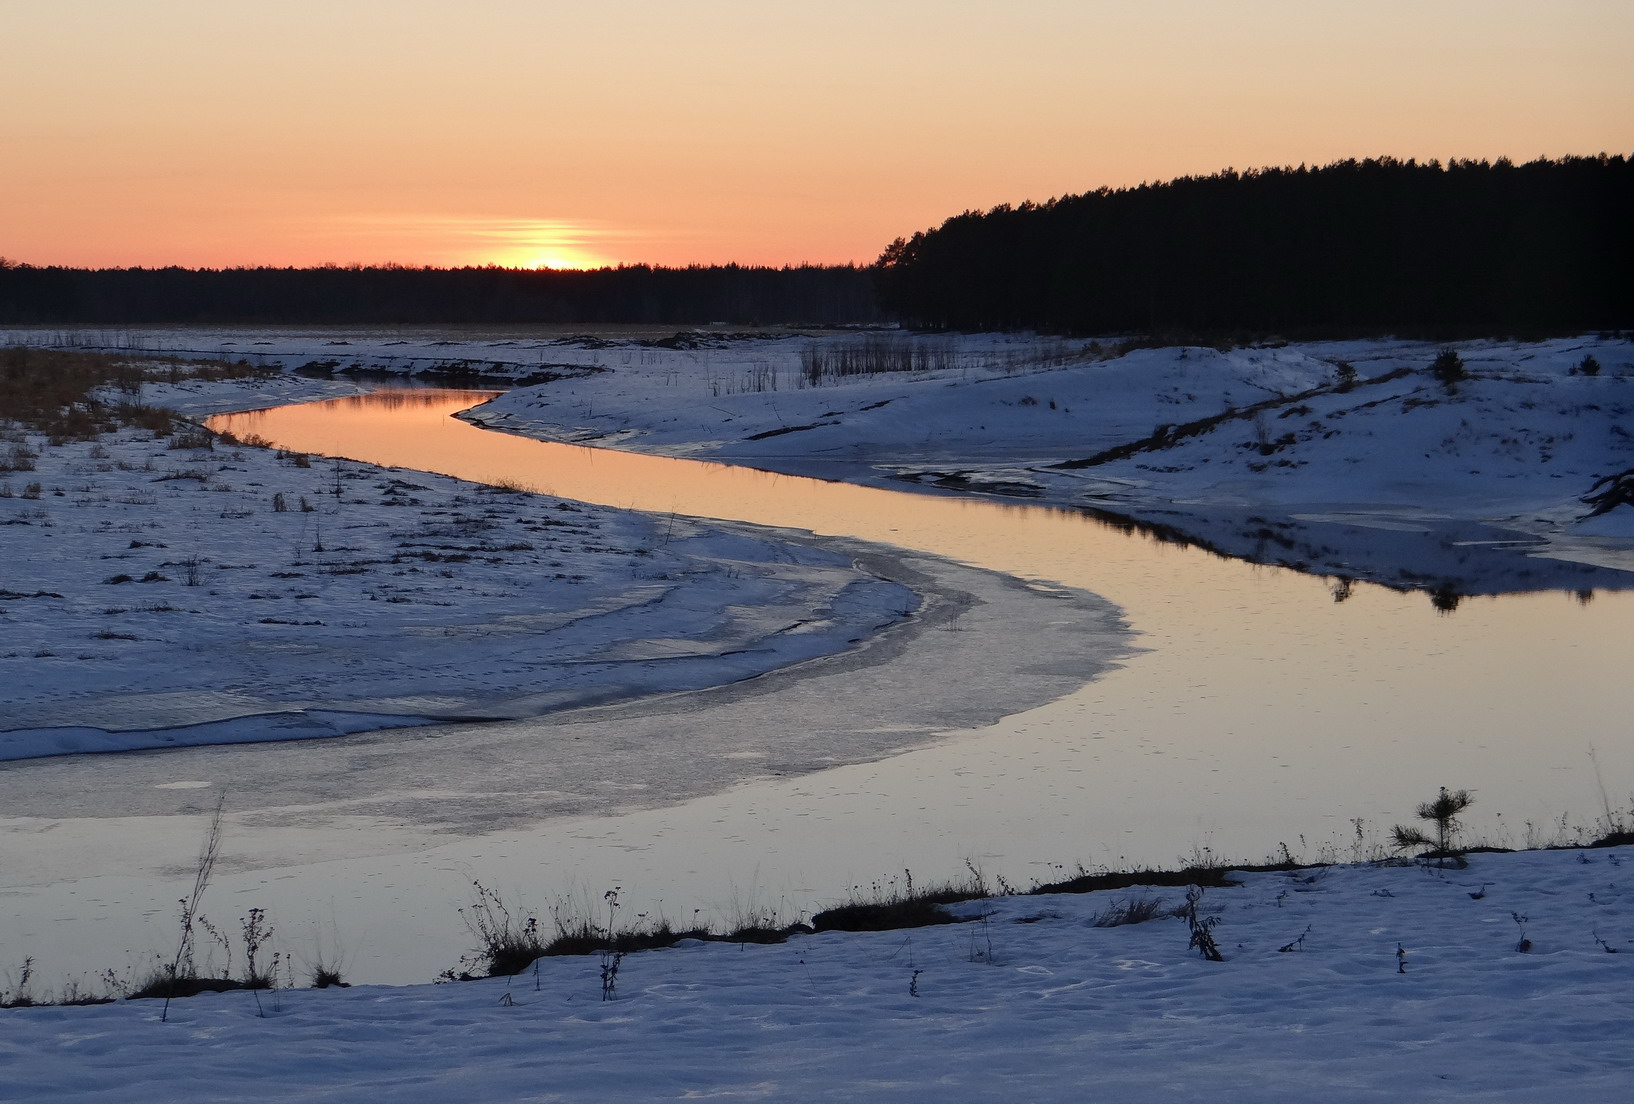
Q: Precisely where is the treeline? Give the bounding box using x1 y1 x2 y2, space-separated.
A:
0 262 884 326
875 155 1633 335
7 156 1629 334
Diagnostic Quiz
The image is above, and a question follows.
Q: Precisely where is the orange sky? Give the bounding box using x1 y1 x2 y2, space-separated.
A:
3 1 1628 270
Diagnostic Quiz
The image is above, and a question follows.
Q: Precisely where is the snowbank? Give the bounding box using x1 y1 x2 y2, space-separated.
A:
2 845 1628 1102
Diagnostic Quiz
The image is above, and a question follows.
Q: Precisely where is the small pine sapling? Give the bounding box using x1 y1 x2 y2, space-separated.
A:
1392 787 1475 867
1431 347 1467 388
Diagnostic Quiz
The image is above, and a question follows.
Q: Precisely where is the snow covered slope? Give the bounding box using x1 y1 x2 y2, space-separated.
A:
456 332 1634 591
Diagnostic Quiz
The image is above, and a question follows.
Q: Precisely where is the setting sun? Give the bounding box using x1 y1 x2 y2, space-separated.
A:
385 216 618 271
521 253 602 272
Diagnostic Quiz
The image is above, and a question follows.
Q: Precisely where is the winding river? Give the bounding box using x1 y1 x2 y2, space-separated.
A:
210 388 1634 844
6 386 1631 985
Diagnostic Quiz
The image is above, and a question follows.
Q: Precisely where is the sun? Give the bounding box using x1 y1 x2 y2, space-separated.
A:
443 220 613 270
522 251 600 271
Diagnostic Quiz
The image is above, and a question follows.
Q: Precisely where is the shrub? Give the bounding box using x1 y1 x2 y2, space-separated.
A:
1431 347 1467 386
1392 786 1475 865
1178 886 1224 961
453 881 545 978
311 965 348 988
168 429 216 450
1091 895 1168 927
239 908 276 988
0 958 35 1008
481 477 535 494
811 866 989 933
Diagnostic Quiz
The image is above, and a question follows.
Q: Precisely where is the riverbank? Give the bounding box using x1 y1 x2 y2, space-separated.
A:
0 363 961 758
10 328 1630 593
458 331 1634 594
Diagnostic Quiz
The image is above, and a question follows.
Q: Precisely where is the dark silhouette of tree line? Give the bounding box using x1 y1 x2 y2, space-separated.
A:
5 156 1627 335
874 155 1632 335
0 262 883 327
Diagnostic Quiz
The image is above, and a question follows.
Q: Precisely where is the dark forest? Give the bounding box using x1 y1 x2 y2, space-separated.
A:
0 262 884 327
874 155 1631 336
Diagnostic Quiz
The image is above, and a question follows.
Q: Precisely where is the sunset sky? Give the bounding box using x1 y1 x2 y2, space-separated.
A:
3 1 1628 271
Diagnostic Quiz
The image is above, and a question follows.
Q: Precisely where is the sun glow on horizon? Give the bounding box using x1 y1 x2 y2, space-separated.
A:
520 253 601 271
352 215 620 272
2 3 1628 269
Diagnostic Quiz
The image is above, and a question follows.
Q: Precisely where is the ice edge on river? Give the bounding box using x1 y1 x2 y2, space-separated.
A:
1 370 1135 766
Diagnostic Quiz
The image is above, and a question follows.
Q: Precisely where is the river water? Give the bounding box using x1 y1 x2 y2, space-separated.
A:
209 389 1634 846
5 387 1631 986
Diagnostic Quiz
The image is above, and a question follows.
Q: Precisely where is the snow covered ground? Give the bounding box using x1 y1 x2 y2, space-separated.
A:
3 844 1629 1102
460 331 1634 591
0 367 915 758
16 326 1624 593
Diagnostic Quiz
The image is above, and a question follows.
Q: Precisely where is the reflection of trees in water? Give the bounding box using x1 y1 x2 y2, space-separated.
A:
1581 469 1634 519
335 388 499 412
1077 503 1625 609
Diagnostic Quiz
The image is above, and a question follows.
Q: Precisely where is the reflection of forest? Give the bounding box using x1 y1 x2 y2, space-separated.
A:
333 388 498 412
1074 503 1632 608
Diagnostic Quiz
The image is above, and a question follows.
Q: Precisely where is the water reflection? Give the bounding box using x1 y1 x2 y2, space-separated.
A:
323 387 501 412
212 389 1634 611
